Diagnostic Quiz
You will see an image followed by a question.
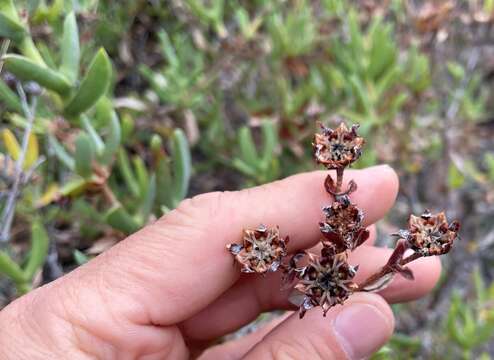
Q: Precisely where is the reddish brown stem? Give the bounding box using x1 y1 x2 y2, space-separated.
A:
356 252 422 290
335 167 344 194
401 252 421 265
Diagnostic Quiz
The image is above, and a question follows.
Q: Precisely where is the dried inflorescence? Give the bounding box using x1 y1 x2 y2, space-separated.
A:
227 224 289 274
293 252 358 318
226 119 460 319
319 201 370 255
403 210 460 256
313 122 365 170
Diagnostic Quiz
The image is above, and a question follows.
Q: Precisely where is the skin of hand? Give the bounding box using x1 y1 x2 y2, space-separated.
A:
0 165 441 360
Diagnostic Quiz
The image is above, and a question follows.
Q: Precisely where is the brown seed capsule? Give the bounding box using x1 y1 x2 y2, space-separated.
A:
319 201 369 255
406 210 460 256
227 224 289 274
294 253 358 318
313 123 365 169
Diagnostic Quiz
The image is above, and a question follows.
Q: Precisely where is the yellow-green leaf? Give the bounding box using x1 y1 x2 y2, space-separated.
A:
60 177 88 197
0 12 26 43
36 183 60 208
2 128 20 160
24 133 39 169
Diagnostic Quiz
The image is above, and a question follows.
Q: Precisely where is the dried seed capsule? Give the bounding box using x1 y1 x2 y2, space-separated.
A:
406 210 460 256
313 123 365 170
227 224 289 274
319 201 369 254
294 253 358 318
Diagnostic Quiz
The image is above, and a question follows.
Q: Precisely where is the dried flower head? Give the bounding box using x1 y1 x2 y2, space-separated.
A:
294 253 358 318
227 224 289 274
405 210 460 256
319 201 369 255
313 123 365 169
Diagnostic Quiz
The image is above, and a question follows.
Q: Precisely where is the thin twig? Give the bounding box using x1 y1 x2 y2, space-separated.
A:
0 39 10 74
445 51 480 121
0 83 38 243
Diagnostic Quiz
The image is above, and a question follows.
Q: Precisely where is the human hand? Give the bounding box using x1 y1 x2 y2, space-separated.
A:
0 165 441 359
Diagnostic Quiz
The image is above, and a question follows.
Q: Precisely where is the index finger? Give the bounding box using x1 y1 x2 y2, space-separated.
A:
63 165 398 326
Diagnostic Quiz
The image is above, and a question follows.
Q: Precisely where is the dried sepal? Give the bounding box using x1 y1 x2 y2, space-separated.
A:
313 122 365 170
360 272 396 293
227 224 289 274
324 174 358 198
293 252 358 318
384 239 415 280
406 210 460 257
281 251 307 289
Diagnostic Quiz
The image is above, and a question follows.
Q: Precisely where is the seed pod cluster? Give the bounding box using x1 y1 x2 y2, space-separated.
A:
227 224 289 274
227 120 460 319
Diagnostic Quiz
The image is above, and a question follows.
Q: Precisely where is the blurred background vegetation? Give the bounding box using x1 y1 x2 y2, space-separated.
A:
1 0 494 358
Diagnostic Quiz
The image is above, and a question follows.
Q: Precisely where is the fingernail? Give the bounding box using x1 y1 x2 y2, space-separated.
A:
333 303 392 360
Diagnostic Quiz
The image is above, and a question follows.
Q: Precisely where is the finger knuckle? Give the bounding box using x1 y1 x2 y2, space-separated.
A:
165 191 231 229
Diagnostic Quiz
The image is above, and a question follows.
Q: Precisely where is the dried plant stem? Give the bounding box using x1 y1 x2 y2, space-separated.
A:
0 40 10 73
357 252 422 290
335 167 344 194
101 183 118 205
0 84 37 243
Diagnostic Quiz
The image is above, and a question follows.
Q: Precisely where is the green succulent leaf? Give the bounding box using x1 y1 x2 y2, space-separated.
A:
105 204 141 235
0 77 22 112
171 128 191 206
49 135 75 170
81 115 105 155
74 133 94 178
117 149 140 198
260 120 277 166
447 293 472 349
2 54 71 94
0 12 26 43
60 11 80 84
0 250 26 284
73 249 90 265
140 174 156 223
64 48 112 117
100 111 121 165
156 156 174 209
132 157 149 198
23 219 49 281
238 126 258 168
232 158 258 178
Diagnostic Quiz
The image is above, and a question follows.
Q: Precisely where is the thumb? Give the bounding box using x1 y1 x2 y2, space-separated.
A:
241 293 394 360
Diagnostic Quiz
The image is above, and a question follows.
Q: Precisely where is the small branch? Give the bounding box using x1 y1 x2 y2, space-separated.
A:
0 83 38 243
357 250 422 290
101 183 118 206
